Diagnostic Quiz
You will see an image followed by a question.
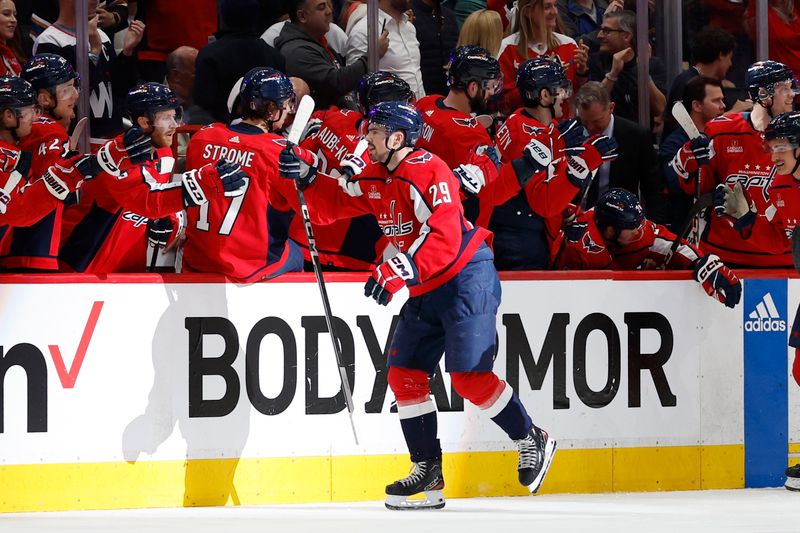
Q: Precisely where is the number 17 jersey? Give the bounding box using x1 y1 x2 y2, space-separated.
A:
183 121 302 282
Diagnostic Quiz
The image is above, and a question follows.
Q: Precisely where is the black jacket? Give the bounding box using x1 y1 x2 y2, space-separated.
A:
274 22 368 110
584 115 669 224
411 0 459 97
193 29 286 123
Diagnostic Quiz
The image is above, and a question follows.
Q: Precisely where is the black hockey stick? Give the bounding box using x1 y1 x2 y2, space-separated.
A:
664 192 713 267
288 95 359 445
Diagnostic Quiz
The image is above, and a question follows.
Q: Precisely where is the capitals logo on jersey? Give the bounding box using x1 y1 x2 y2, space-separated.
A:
522 123 546 136
406 152 433 165
582 232 604 254
452 117 478 128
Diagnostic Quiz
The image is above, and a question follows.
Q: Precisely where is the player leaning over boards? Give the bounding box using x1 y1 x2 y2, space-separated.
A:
278 100 556 510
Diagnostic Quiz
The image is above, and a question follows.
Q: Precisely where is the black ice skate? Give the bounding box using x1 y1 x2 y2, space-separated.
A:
515 425 557 494
786 464 800 492
385 458 445 510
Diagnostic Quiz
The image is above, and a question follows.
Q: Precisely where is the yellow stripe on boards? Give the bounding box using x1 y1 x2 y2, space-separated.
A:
0 445 743 513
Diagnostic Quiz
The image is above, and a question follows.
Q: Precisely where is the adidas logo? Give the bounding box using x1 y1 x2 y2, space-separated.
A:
745 292 786 332
229 136 240 143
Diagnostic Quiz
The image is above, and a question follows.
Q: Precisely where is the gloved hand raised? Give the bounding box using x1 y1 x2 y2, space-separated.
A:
693 253 741 308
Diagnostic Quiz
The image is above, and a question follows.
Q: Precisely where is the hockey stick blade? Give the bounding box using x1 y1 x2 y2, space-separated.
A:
354 138 368 157
288 95 315 146
671 101 701 140
474 114 494 130
69 117 88 151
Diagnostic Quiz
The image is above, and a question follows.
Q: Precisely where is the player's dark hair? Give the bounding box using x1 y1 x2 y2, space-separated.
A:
691 26 736 66
682 76 723 112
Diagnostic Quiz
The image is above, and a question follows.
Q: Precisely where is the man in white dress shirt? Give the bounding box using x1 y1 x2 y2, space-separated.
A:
345 0 425 99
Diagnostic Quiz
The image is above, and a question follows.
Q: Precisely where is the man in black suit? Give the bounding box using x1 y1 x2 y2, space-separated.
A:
576 81 668 224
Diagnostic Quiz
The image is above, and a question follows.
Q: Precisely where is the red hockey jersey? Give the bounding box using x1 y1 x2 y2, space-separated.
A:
305 149 492 296
59 143 184 273
743 172 800 253
297 107 384 270
552 209 701 270
183 121 301 282
0 117 70 270
693 112 792 267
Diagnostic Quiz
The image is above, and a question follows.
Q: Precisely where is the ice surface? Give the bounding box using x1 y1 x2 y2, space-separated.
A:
1 489 798 533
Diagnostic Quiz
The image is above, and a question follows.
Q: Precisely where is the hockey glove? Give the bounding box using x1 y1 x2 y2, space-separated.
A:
563 134 618 189
181 158 247 208
513 137 554 187
96 126 152 177
672 135 711 178
148 217 173 249
341 152 367 178
0 150 32 213
279 145 318 189
564 221 589 243
454 163 486 195
475 144 501 168
713 182 756 229
40 154 94 201
555 118 587 148
364 253 418 306
693 254 741 308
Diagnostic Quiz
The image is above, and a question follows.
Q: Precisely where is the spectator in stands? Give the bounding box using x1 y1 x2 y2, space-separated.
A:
456 9 503 58
262 1 349 56
703 0 751 87
576 81 667 223
412 0 459 96
34 0 144 149
557 0 611 51
587 9 666 123
745 0 800 76
346 0 425 98
340 0 366 34
660 76 724 232
133 0 217 83
165 46 199 123
663 26 743 139
276 0 383 110
194 0 286 123
95 0 129 42
0 0 23 76
498 0 589 116
450 0 486 28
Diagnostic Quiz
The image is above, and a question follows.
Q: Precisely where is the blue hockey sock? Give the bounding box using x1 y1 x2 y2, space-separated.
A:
489 392 533 441
400 411 442 462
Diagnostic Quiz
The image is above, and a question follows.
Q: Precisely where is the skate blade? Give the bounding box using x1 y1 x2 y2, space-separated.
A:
385 490 445 510
528 438 557 495
785 477 800 492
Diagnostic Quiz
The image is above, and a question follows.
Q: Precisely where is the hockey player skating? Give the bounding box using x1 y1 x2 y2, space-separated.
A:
668 60 799 267
484 56 617 269
714 111 800 491
279 100 556 510
553 188 742 308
